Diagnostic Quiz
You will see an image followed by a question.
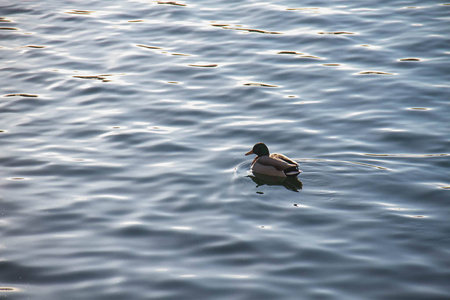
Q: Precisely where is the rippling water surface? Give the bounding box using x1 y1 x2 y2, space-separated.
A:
1 0 449 299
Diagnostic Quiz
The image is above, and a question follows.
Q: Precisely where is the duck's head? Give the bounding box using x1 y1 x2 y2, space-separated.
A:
245 142 269 157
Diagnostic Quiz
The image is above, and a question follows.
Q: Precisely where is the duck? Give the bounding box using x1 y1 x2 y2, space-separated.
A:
245 142 301 178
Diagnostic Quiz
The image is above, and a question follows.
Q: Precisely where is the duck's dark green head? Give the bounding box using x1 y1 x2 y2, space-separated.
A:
245 142 270 157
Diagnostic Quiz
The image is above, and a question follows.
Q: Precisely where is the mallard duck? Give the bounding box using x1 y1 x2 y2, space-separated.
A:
245 142 301 177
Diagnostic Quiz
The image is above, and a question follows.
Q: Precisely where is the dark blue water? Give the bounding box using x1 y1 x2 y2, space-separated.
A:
1 1 449 299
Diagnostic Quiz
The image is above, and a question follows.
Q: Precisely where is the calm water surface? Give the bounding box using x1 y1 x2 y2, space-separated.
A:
1 0 449 299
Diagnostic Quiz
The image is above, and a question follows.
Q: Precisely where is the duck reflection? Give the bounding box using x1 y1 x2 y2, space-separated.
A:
248 172 303 192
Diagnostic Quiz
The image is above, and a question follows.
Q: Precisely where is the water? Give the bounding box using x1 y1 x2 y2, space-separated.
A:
1 0 449 299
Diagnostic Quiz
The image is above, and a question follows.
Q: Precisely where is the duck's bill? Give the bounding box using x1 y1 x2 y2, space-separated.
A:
245 150 254 156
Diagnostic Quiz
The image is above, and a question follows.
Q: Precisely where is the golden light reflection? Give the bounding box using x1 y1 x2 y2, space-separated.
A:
0 287 20 292
65 10 95 15
376 202 428 219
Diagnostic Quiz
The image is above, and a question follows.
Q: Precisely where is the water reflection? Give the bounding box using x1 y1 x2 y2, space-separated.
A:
248 172 303 192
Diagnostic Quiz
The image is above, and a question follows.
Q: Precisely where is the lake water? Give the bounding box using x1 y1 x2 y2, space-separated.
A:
1 0 449 299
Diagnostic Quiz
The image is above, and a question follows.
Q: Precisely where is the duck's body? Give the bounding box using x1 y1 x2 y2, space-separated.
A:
245 143 301 178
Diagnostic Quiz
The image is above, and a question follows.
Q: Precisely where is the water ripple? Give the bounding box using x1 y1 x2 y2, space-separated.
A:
1 1 449 299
